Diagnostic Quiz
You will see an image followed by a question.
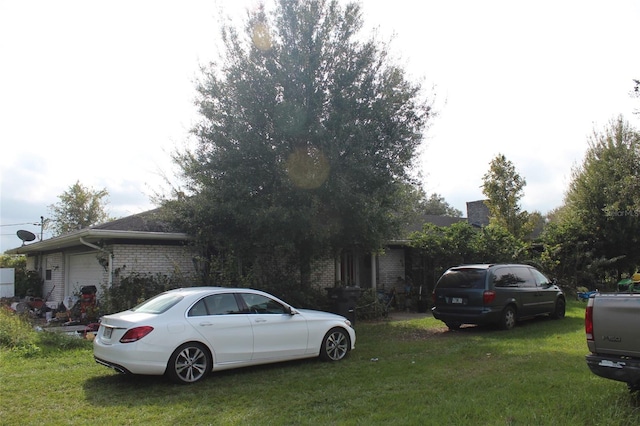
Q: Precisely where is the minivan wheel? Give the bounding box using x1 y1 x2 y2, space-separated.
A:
445 322 462 330
499 306 517 330
551 298 566 319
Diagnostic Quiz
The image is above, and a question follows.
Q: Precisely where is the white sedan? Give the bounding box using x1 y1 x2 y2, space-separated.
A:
93 287 356 384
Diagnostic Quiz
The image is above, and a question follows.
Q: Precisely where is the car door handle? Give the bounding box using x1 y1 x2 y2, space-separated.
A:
254 319 267 323
199 322 214 326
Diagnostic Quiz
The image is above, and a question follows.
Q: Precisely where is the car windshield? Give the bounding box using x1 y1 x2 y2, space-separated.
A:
131 293 184 314
437 269 486 289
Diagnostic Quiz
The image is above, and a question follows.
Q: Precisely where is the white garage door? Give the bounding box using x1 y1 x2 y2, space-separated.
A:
67 252 103 298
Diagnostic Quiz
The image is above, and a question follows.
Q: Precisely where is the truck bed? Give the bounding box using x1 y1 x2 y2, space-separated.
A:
586 293 640 391
587 293 640 357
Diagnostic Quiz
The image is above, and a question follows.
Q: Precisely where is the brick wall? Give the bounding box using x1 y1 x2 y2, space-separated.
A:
377 248 405 291
111 244 197 283
312 258 336 289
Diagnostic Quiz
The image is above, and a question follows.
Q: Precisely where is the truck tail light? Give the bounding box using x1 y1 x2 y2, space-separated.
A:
483 290 496 305
585 298 594 341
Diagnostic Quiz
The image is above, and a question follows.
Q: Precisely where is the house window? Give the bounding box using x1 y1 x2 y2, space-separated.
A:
45 269 52 281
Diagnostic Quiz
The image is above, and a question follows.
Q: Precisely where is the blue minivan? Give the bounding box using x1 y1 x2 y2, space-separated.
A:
431 264 566 330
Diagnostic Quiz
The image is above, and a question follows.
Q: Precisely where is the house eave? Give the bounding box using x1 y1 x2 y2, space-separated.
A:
5 229 190 255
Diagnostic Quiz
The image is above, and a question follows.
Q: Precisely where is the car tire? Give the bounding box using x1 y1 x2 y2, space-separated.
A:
166 342 211 384
551 298 566 320
319 327 350 361
499 306 517 330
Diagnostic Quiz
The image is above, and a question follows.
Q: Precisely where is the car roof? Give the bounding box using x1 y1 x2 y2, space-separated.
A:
450 264 493 270
450 263 535 270
165 287 261 296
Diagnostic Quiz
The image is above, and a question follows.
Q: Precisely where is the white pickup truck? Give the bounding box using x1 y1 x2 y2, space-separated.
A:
585 292 640 392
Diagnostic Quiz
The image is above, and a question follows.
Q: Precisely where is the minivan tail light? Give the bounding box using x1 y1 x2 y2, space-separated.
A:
585 298 594 341
483 290 496 305
120 326 154 343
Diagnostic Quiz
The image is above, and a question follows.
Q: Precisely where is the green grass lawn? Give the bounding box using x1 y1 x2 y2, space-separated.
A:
2 301 640 425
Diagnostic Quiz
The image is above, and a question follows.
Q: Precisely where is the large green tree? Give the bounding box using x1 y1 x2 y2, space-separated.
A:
481 154 532 239
169 0 433 287
562 116 640 279
48 180 112 236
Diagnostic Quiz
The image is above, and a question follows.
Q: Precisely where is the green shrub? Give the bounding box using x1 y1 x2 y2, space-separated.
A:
37 330 91 350
0 305 91 357
0 306 38 351
101 272 185 314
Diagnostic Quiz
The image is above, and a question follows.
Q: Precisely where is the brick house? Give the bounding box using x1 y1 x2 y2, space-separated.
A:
6 201 488 307
5 209 197 308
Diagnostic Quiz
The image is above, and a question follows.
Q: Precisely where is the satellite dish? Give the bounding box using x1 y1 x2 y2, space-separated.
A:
17 230 37 245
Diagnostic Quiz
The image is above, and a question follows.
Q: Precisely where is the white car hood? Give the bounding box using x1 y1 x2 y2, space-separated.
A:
296 308 347 321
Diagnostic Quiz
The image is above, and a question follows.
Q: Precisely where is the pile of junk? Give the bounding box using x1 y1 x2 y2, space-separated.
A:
617 273 640 293
11 285 100 327
577 273 640 301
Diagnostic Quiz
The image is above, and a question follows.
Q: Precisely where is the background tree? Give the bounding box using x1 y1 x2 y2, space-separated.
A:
540 208 600 289
48 181 112 236
391 186 462 231
422 193 463 217
410 221 525 291
632 79 639 115
560 116 640 281
168 0 433 287
481 154 532 239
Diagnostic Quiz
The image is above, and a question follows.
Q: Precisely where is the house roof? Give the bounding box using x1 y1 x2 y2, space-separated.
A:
92 208 178 232
7 207 475 255
5 209 189 255
388 214 467 245
403 214 467 234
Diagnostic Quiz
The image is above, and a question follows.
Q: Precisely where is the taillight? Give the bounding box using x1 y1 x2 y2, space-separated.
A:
585 298 594 341
483 290 496 305
431 292 437 305
120 326 154 343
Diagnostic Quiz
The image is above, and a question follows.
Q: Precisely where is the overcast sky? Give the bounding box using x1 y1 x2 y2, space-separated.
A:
1 0 639 252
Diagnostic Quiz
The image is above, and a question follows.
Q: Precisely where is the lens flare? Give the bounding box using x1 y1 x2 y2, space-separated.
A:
286 146 330 189
252 22 272 51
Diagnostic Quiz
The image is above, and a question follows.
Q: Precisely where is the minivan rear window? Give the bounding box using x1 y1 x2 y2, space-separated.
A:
436 269 487 289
